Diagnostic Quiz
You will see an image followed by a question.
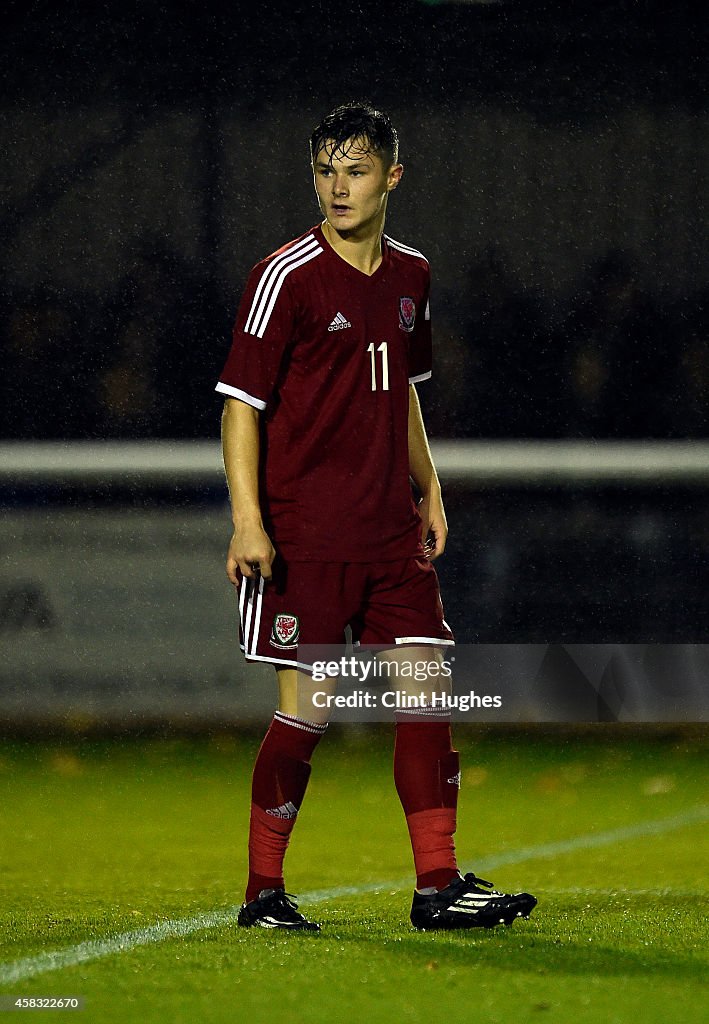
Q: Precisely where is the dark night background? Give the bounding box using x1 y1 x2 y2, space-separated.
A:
1 0 707 645
1 0 707 441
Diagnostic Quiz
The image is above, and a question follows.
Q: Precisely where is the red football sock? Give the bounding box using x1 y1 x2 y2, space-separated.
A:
245 712 327 903
394 715 460 891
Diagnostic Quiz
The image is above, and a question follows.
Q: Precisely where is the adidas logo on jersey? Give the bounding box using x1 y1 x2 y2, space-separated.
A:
327 312 352 331
265 801 299 820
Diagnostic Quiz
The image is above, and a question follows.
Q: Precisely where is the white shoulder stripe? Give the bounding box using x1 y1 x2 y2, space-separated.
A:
385 235 428 263
244 235 317 334
252 245 323 339
245 236 322 337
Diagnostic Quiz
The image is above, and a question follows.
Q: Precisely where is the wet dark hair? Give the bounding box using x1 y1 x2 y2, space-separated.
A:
309 102 399 168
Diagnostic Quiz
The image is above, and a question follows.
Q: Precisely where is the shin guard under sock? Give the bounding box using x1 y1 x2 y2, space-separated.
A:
394 718 460 891
246 712 326 902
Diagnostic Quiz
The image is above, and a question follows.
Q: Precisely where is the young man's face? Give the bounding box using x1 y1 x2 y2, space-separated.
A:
312 138 403 236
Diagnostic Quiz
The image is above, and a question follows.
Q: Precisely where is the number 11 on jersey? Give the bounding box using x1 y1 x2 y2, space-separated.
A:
367 342 389 392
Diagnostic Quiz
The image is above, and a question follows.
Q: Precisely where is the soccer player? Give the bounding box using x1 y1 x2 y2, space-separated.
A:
216 102 536 932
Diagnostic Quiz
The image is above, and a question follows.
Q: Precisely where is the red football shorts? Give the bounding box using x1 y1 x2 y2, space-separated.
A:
236 557 454 671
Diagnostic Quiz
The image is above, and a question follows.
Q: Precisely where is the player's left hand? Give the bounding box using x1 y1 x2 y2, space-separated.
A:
418 488 448 561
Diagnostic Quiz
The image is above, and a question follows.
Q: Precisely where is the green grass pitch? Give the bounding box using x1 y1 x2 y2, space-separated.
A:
0 728 707 1024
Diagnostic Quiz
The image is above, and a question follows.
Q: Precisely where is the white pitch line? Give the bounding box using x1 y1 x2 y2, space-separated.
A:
528 888 708 897
303 803 709 903
1 804 707 986
467 803 709 874
0 909 241 988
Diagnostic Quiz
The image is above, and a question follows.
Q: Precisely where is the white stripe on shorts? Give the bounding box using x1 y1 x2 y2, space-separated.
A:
239 576 264 655
249 576 265 656
395 635 455 645
238 578 248 647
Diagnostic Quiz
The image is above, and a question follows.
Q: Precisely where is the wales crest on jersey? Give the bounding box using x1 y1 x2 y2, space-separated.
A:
399 296 416 332
270 613 300 649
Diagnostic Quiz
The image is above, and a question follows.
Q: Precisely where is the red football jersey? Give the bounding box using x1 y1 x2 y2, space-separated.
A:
216 223 432 562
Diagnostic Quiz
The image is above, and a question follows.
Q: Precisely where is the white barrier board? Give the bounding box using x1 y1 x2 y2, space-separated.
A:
0 508 706 724
0 508 274 722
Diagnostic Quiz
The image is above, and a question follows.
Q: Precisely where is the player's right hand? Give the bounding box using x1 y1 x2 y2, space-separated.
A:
226 526 276 585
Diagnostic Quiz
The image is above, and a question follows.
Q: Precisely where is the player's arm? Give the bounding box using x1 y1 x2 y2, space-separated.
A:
221 397 276 583
408 383 447 561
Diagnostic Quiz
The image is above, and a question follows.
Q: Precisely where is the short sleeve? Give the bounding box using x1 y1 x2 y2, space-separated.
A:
216 260 296 410
408 275 432 384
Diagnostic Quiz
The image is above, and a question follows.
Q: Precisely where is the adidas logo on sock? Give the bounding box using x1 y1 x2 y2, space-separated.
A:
265 801 299 820
327 312 352 332
447 772 461 788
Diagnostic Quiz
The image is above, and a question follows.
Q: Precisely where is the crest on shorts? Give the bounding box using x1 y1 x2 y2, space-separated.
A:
270 613 300 649
399 296 416 332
